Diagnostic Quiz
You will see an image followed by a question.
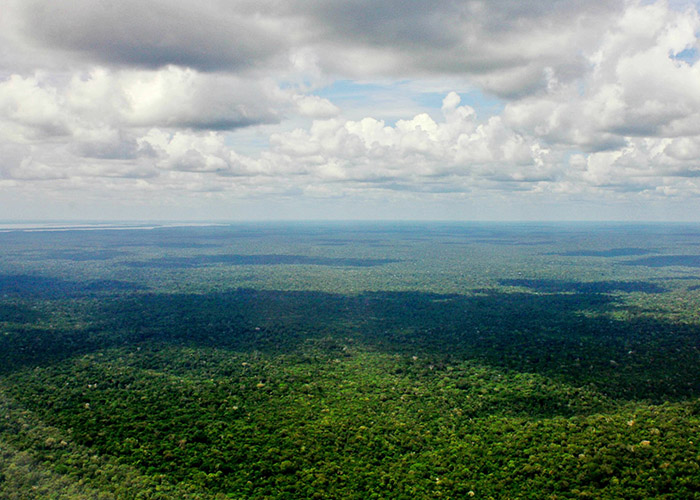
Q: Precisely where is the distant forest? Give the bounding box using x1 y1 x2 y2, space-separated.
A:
1 223 699 499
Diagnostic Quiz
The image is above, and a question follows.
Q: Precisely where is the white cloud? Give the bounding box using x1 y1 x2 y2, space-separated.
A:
9 0 290 72
139 129 271 177
293 94 340 119
0 74 73 141
269 93 557 190
2 0 626 97
0 68 285 142
504 2 700 151
1 0 700 219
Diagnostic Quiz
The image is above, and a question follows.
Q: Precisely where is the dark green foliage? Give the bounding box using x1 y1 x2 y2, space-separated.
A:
126 254 400 269
2 223 700 498
0 274 145 298
498 278 666 294
627 255 700 267
553 248 654 257
40 249 130 261
0 303 43 323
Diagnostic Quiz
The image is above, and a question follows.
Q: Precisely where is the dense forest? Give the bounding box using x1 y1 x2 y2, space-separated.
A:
1 222 700 499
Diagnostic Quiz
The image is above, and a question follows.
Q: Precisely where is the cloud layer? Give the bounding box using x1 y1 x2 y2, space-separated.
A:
1 0 700 219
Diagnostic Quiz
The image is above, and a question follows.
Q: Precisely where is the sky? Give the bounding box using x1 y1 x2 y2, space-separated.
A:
1 0 700 221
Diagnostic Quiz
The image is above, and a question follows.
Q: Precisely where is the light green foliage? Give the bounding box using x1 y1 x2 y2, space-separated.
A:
1 223 700 498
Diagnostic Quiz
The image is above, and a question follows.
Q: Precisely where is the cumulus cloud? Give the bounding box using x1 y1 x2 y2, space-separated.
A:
504 2 700 150
139 129 271 176
10 0 288 72
287 0 624 97
0 0 700 219
2 67 286 133
294 95 340 119
4 0 624 96
269 92 557 191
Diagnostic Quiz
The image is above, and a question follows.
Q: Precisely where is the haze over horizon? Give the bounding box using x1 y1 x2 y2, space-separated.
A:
2 0 700 221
